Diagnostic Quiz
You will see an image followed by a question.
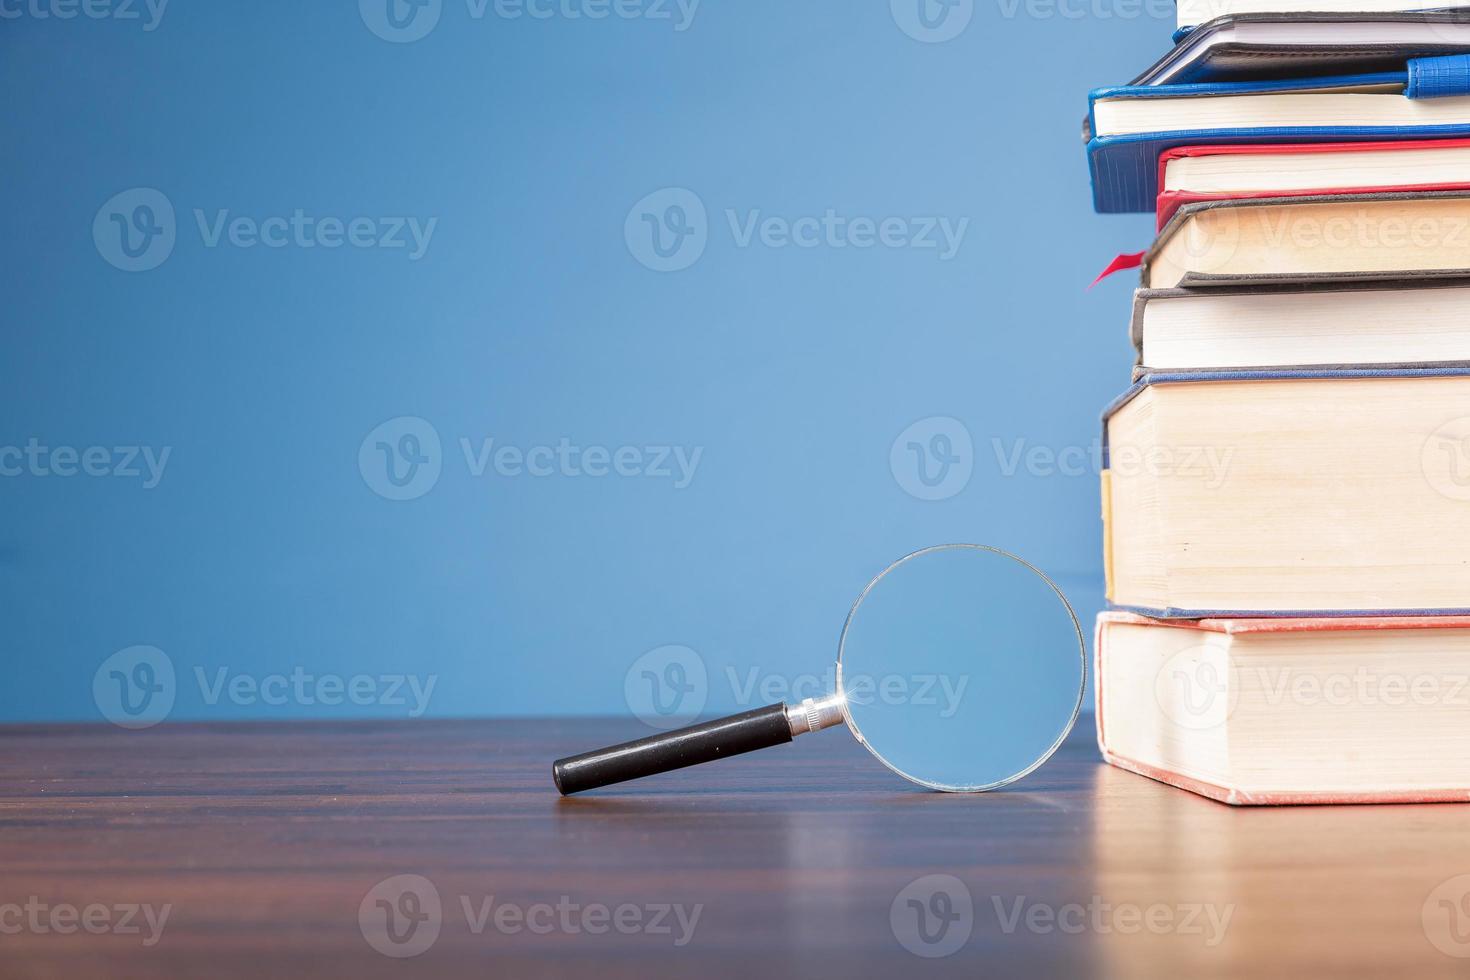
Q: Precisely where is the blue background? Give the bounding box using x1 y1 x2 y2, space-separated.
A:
2 0 1161 723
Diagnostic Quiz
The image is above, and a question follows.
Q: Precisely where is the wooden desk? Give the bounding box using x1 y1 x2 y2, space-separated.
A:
1 718 1468 977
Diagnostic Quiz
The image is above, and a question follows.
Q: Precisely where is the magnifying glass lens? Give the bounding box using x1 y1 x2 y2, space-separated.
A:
838 545 1085 792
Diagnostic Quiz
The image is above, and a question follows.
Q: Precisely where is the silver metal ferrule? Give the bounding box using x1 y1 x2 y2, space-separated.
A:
785 693 846 737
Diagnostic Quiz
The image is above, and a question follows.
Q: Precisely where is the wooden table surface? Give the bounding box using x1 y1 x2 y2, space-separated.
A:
2 717 1469 978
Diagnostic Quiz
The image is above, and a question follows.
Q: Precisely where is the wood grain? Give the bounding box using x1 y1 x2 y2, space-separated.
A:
0 718 1468 978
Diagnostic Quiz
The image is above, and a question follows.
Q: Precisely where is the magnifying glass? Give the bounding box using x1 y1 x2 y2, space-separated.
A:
553 544 1086 795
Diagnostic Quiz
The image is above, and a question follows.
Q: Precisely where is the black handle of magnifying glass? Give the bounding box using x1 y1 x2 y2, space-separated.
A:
553 703 793 796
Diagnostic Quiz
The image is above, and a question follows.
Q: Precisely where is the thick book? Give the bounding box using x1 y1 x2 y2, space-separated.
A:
1156 140 1470 227
1141 191 1470 289
1101 368 1470 617
1137 12 1470 86
1086 62 1470 213
1129 277 1470 372
1095 610 1470 805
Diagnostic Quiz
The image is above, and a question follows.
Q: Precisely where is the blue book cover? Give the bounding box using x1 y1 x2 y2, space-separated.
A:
1087 59 1470 213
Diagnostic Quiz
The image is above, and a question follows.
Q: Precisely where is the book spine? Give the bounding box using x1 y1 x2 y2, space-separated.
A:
1100 469 1115 604
1128 290 1146 359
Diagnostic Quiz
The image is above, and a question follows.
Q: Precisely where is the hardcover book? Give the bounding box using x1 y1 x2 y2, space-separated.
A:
1101 369 1470 617
1175 1 1469 32
1096 610 1470 804
1128 277 1470 372
1155 139 1470 226
1138 12 1470 86
1141 191 1470 288
1086 63 1470 213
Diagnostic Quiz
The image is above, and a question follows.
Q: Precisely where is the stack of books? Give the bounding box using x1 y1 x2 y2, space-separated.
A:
1084 1 1470 805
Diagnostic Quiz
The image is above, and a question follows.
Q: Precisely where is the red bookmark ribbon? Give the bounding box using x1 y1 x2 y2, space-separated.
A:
1089 251 1144 289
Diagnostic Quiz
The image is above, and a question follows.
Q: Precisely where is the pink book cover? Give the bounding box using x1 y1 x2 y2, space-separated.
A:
1094 610 1470 806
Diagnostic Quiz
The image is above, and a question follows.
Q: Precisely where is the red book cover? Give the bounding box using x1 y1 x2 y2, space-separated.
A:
1155 140 1470 229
